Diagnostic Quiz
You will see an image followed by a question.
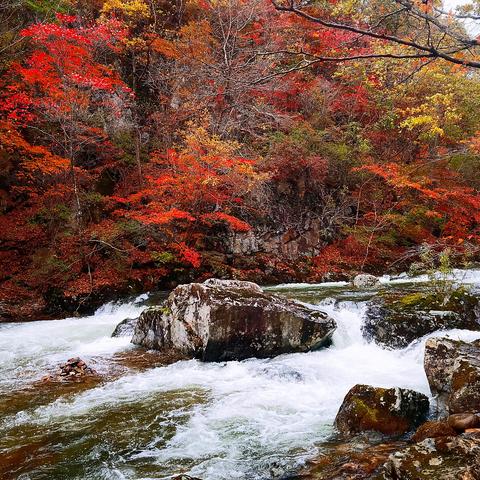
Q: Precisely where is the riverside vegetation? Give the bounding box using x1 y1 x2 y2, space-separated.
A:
2 1 480 320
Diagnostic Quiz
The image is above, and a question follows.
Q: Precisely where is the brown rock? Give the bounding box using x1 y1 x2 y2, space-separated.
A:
424 337 480 415
411 420 457 443
298 439 406 480
448 413 480 432
334 384 429 437
54 357 97 381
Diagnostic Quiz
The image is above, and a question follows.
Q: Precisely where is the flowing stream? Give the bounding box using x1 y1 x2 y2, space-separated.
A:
2 271 480 479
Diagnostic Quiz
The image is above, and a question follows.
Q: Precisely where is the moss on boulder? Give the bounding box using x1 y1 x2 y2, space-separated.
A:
334 384 429 437
363 288 480 349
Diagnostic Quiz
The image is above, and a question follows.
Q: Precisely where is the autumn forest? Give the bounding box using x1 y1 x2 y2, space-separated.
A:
2 0 480 321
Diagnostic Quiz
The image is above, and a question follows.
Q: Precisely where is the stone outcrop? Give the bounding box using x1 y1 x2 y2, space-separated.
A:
131 278 336 362
363 289 480 349
334 384 429 437
352 274 380 289
424 337 480 415
380 432 480 479
227 215 327 260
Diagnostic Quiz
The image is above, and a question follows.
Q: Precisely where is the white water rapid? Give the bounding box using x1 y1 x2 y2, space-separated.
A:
2 272 480 479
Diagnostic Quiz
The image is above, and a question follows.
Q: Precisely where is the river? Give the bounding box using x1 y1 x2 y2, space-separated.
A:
2 270 480 479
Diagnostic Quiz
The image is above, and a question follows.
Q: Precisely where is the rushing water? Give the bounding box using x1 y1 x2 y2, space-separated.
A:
2 272 480 479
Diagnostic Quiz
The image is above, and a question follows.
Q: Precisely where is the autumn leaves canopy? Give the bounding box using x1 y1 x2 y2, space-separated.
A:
1 0 480 317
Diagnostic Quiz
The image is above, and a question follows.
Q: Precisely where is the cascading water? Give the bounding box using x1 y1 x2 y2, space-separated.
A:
2 272 480 479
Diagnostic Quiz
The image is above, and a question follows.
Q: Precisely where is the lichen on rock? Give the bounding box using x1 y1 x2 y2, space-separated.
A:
363 288 480 349
131 278 336 361
334 384 429 437
424 337 480 415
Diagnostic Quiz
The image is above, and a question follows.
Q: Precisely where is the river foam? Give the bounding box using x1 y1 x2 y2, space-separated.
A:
2 284 480 479
0 295 147 391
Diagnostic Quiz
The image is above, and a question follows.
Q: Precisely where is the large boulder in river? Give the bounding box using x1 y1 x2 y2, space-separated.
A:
363 288 480 349
424 337 480 415
131 278 336 362
334 384 429 437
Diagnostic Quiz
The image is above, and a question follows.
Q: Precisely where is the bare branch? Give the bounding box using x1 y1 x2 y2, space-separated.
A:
271 1 480 69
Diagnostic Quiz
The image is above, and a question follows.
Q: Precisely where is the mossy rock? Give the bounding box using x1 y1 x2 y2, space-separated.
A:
334 384 429 437
379 433 480 479
425 337 480 415
363 288 480 349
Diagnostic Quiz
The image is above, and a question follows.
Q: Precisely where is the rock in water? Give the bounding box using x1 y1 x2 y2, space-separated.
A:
363 289 480 349
424 337 480 415
111 317 139 337
131 278 336 361
334 384 429 437
51 357 97 380
352 274 380 288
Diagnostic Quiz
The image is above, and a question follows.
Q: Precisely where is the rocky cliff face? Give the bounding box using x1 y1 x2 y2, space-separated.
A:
131 278 336 361
227 215 327 260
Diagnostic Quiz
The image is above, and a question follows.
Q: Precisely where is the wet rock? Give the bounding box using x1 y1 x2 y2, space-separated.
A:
111 317 139 337
448 413 480 432
172 476 202 480
41 357 97 383
352 274 380 289
259 364 303 382
380 432 480 479
411 421 457 443
299 438 406 480
334 384 429 437
363 289 480 349
424 337 480 415
58 357 96 377
132 278 336 362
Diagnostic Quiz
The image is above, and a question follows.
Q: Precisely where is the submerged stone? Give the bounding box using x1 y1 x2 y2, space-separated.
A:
111 317 138 337
131 278 336 361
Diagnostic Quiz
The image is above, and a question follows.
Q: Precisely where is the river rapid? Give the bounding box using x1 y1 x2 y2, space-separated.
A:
2 270 480 479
